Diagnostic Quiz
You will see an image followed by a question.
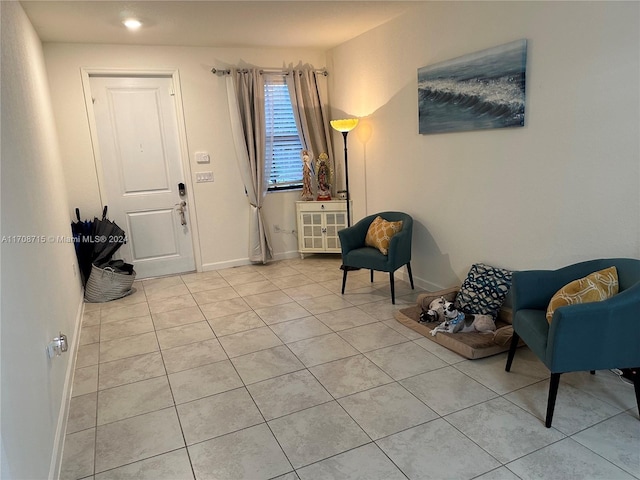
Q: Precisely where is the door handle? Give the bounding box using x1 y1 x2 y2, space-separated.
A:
175 201 187 226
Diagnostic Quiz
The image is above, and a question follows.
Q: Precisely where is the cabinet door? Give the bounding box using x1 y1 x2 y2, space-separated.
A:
300 212 324 250
324 211 347 250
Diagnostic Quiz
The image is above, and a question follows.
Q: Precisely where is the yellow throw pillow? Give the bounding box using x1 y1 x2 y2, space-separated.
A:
365 216 403 255
545 266 619 323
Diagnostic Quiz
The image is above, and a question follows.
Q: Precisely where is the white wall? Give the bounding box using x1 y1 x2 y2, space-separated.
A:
327 1 640 288
1 2 84 478
43 44 327 270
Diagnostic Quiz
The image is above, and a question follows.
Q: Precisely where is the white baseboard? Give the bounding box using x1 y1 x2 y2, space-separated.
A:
201 254 446 293
48 296 84 480
200 250 300 271
395 269 445 293
271 250 300 261
200 258 252 272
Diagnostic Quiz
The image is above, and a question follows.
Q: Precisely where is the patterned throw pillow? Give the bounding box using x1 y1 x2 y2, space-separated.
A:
455 263 513 319
545 266 618 323
365 216 403 255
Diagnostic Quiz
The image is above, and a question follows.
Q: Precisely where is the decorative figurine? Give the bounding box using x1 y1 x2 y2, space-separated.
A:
316 153 332 201
300 150 314 201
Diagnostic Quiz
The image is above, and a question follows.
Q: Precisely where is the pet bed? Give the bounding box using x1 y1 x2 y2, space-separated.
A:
395 286 518 360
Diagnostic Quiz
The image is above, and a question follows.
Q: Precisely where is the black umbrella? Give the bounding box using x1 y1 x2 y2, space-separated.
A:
71 208 95 285
71 206 129 286
71 208 92 240
91 206 127 268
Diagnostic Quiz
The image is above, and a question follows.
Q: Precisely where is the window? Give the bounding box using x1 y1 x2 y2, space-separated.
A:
264 75 304 190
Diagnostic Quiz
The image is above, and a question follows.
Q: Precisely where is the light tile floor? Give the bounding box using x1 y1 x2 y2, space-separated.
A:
61 256 640 480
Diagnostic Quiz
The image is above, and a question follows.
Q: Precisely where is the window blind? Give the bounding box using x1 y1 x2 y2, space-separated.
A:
264 75 303 189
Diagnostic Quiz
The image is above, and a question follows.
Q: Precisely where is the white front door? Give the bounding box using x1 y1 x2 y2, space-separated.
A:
89 75 195 278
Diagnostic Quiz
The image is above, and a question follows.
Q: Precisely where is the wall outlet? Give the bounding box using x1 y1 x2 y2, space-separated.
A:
274 225 295 235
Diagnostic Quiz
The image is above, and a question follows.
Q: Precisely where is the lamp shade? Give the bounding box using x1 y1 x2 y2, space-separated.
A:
330 118 359 132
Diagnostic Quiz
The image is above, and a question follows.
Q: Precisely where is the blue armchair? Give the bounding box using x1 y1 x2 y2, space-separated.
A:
505 258 640 427
338 212 414 304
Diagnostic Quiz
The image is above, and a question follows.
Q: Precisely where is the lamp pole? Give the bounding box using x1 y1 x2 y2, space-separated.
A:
342 131 351 227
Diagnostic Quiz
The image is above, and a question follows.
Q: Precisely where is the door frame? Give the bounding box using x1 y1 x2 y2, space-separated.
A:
80 67 202 274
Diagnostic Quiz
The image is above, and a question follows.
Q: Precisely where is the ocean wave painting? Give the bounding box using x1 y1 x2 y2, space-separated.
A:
418 39 527 134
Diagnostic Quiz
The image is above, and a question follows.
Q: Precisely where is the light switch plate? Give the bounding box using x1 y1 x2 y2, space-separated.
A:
196 171 214 183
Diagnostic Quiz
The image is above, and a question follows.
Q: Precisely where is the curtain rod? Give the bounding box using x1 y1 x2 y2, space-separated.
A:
211 67 328 77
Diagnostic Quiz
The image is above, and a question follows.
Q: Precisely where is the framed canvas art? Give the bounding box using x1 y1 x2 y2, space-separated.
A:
418 39 527 134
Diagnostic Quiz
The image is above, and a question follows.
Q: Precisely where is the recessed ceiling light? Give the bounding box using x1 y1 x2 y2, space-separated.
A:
123 18 142 30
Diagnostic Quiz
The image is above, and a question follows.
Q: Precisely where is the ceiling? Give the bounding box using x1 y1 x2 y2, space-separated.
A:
21 1 417 49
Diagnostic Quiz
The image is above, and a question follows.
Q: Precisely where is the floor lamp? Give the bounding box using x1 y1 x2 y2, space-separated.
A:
331 118 359 273
330 118 359 227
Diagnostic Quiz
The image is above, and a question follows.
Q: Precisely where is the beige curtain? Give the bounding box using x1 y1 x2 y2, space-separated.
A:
226 68 273 263
286 66 335 194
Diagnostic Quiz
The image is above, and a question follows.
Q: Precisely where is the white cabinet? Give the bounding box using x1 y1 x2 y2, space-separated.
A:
296 200 350 258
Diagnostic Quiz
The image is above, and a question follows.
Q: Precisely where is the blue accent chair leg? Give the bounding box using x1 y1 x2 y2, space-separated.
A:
390 273 395 304
341 269 348 295
505 331 520 372
407 262 415 289
546 373 561 428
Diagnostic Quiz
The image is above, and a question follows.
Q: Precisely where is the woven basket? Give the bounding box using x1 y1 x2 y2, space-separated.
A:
84 264 136 303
